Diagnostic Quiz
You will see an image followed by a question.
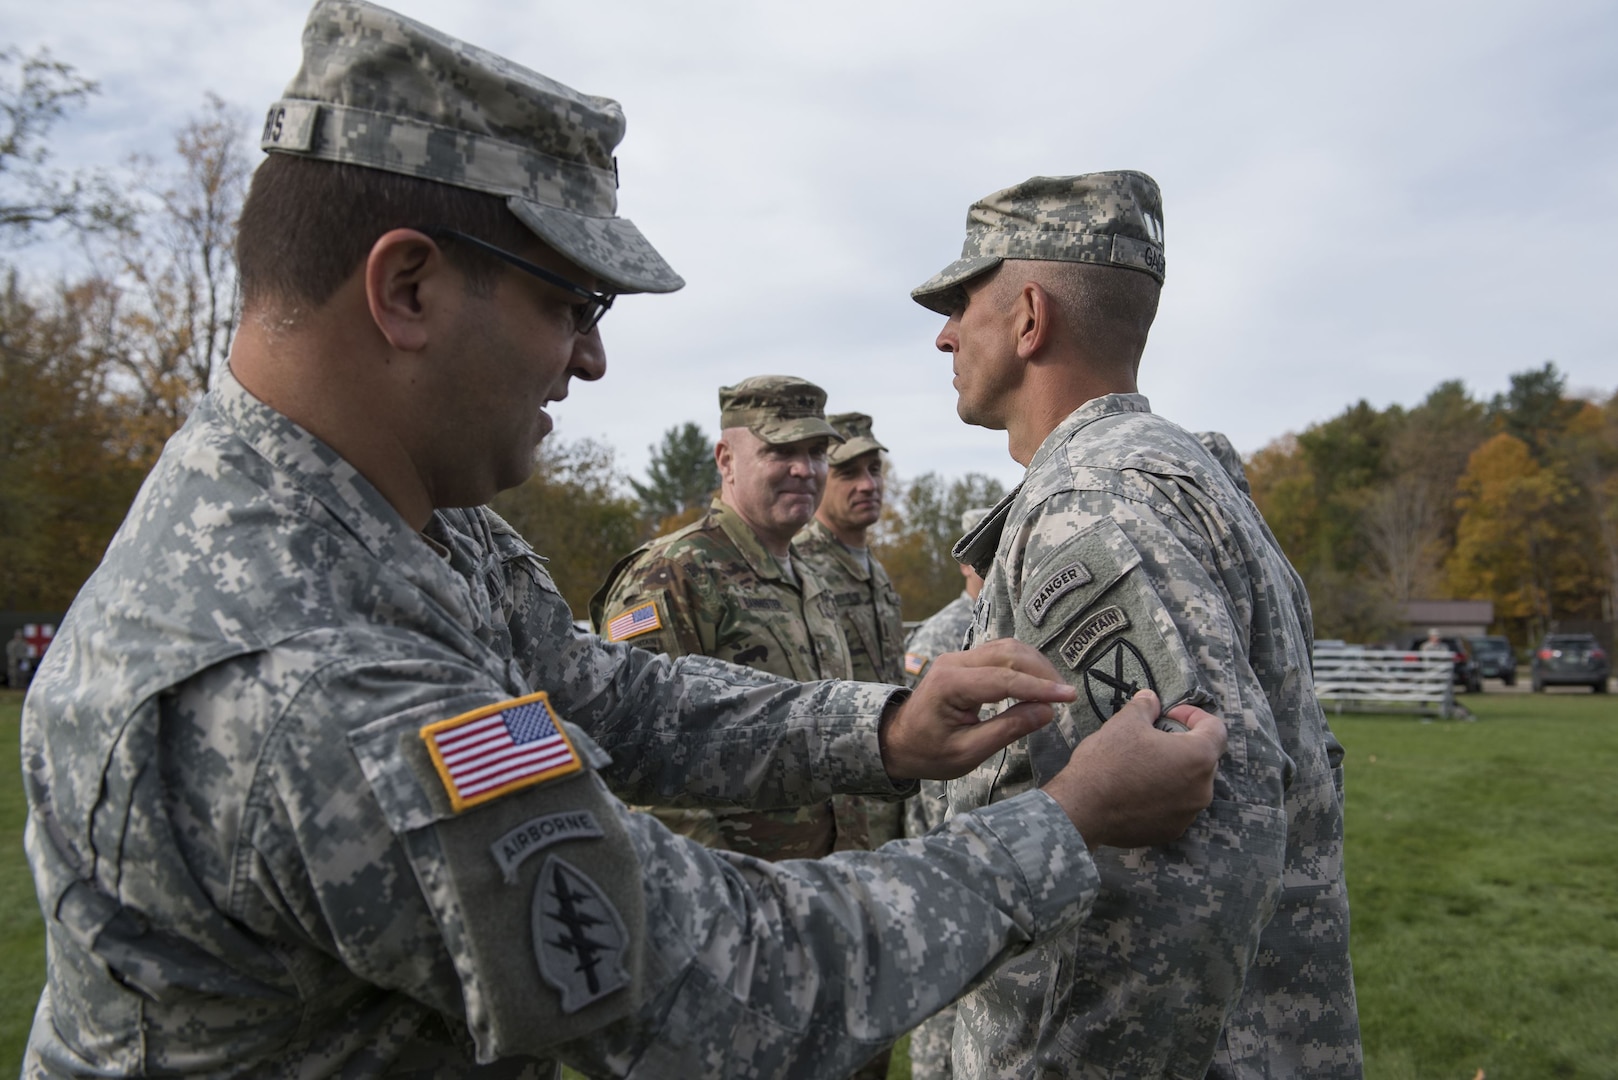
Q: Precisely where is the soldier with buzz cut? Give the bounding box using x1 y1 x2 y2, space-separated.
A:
591 376 858 860
913 171 1361 1078
19 3 1236 1075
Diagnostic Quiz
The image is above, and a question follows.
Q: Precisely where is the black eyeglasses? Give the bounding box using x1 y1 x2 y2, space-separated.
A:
417 226 615 334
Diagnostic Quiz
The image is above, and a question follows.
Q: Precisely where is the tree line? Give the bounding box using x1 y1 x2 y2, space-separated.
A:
0 53 1002 624
1247 367 1618 647
7 51 1612 641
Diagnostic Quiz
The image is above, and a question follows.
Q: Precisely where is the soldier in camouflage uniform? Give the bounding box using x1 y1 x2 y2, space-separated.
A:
793 411 906 1080
591 377 865 860
19 6 1234 1074
912 172 1362 1078
795 413 908 849
898 506 990 1080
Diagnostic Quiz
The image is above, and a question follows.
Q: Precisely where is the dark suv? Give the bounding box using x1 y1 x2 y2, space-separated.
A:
1406 635 1482 694
1469 635 1517 686
1531 634 1610 693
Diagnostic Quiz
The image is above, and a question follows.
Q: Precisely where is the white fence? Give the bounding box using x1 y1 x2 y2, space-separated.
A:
1312 647 1456 718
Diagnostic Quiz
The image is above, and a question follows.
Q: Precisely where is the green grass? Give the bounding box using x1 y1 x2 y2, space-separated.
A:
5 689 1616 1078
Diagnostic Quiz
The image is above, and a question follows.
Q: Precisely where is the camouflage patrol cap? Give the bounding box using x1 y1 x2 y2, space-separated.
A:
826 412 888 465
911 171 1164 315
960 507 993 534
719 376 844 446
260 0 682 294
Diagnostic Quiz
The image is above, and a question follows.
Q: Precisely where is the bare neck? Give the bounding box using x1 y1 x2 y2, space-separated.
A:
815 513 867 549
1007 356 1137 466
229 299 435 531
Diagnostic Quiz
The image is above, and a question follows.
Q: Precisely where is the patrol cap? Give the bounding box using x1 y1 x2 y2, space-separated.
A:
826 412 888 465
719 376 843 446
261 0 683 295
960 507 993 534
911 171 1164 315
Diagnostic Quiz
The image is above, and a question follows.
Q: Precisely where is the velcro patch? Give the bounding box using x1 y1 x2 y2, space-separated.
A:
1058 606 1130 671
421 692 583 813
904 652 927 677
535 855 630 1013
1025 561 1094 626
605 601 662 642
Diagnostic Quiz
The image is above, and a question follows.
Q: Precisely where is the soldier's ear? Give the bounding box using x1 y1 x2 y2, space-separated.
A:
1014 282 1055 360
714 438 735 484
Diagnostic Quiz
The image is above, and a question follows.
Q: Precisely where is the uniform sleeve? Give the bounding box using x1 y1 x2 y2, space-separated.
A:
590 551 705 660
258 657 1100 1073
513 547 913 811
995 488 1293 1075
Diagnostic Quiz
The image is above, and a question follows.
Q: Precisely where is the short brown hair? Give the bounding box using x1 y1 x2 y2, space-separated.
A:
235 154 540 311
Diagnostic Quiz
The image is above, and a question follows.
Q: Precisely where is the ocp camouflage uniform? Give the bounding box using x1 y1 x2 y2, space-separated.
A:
21 365 1104 1078
913 172 1360 1079
590 497 857 859
796 516 908 853
898 589 978 1080
944 395 1359 1079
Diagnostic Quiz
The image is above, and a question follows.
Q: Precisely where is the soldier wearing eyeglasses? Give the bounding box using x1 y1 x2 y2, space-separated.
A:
19 4 1231 1076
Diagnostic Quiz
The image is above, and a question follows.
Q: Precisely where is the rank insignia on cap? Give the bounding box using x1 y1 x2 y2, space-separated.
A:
904 652 927 676
421 692 582 812
605 601 662 642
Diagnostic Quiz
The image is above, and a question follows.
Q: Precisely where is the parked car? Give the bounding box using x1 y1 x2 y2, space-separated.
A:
1530 634 1610 693
1405 634 1482 694
1468 635 1517 686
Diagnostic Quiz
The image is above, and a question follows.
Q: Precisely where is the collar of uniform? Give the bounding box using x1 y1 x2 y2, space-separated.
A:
708 497 798 586
802 518 871 582
1024 393 1152 477
212 365 474 612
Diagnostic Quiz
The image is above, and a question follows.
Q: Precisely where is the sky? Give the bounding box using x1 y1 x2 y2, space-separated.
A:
6 0 1617 489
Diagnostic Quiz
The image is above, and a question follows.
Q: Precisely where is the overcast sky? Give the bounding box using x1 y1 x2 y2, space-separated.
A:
7 0 1616 488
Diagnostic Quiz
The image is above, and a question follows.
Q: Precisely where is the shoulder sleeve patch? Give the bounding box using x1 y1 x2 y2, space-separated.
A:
421 691 583 812
904 652 928 677
605 600 663 642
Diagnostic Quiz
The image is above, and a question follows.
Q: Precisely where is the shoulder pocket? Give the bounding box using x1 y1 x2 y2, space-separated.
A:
347 694 649 1059
1014 518 1141 650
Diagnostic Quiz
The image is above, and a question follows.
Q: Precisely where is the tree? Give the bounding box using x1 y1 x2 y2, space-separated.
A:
490 438 646 616
1445 433 1576 641
0 47 122 240
1489 362 1582 460
629 421 719 528
871 471 1005 619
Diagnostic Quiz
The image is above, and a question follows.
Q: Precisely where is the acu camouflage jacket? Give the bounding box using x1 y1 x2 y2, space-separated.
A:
948 394 1362 1080
21 370 1103 1078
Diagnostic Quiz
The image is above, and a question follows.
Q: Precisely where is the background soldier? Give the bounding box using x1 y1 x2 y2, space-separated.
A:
591 376 857 859
794 410 907 1080
898 505 991 1080
6 628 31 689
913 171 1361 1078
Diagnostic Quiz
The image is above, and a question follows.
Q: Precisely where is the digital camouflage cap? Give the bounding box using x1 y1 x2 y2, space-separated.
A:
911 171 1164 315
260 0 683 295
719 377 843 446
826 412 887 465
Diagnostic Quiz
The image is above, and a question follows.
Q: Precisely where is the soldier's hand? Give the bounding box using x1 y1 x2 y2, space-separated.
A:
879 640 1076 780
1042 689 1226 849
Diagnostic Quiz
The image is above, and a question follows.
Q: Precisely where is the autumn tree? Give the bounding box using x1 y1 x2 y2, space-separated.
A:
0 47 122 239
489 438 645 617
871 471 1005 620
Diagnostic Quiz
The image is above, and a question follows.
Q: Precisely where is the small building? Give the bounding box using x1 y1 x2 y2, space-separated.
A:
1401 599 1494 641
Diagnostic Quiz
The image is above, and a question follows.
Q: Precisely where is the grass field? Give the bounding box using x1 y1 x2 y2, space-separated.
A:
3 688 1615 1078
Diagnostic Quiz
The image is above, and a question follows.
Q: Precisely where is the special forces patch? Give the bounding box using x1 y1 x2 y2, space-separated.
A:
534 855 630 1014
1083 638 1157 720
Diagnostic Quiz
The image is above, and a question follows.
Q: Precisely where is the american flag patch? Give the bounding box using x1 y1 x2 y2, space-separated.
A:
904 652 927 676
606 601 662 642
421 692 582 812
